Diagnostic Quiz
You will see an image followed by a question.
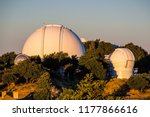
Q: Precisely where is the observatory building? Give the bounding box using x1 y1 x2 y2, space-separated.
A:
80 37 87 43
22 24 85 58
14 54 29 65
107 48 135 79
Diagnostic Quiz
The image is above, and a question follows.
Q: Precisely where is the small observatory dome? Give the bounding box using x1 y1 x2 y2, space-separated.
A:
110 48 135 79
80 37 87 43
22 24 85 58
14 54 29 65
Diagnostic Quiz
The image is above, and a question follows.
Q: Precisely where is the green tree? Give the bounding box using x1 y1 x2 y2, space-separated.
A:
80 40 116 80
0 52 16 70
33 72 52 100
43 52 70 70
2 69 18 86
30 55 41 64
127 74 150 92
13 60 43 83
79 51 107 80
84 39 116 58
103 78 129 98
125 43 149 73
135 54 150 73
125 43 148 62
57 73 106 100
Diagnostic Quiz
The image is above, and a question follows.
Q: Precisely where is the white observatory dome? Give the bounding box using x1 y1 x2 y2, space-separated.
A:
22 24 85 58
14 54 29 65
80 37 87 43
110 48 135 79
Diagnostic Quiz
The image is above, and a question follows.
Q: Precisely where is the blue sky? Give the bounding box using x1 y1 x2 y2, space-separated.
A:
0 0 150 55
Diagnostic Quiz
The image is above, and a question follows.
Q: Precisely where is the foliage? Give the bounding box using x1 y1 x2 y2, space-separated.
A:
0 71 3 82
56 88 75 100
135 54 150 73
84 39 116 58
79 39 116 80
2 69 18 86
43 52 70 70
0 52 16 70
0 39 150 100
125 43 148 62
125 43 149 73
33 72 52 100
30 55 42 64
103 78 129 97
13 60 43 83
57 73 107 100
74 73 106 99
127 74 150 92
127 89 141 96
79 51 107 80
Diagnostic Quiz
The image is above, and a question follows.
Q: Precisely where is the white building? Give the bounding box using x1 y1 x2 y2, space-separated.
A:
107 48 135 79
14 54 29 65
80 37 87 43
22 24 85 58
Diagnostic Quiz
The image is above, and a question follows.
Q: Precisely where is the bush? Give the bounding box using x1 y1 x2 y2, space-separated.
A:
103 78 129 97
127 89 140 96
57 73 107 100
13 60 43 83
79 51 107 80
0 52 16 70
127 74 150 92
43 52 70 70
33 72 52 100
2 69 18 86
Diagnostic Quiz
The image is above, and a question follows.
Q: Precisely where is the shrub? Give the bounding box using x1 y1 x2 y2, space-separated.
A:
127 74 150 92
2 69 18 86
103 78 129 97
13 60 43 83
33 72 52 100
57 73 107 100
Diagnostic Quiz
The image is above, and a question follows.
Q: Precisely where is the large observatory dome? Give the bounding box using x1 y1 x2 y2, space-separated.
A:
22 24 85 58
110 48 135 79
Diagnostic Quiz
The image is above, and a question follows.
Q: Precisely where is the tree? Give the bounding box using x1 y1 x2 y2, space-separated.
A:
80 40 116 80
84 39 116 58
125 43 148 62
33 72 52 100
0 52 16 70
43 52 70 70
103 78 129 98
2 69 18 86
79 50 107 80
127 74 150 92
30 55 42 64
97 41 116 57
13 60 43 83
57 73 107 100
124 43 149 73
135 54 150 73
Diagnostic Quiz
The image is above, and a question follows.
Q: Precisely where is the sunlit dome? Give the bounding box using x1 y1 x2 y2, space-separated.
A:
80 37 87 43
14 54 29 65
110 48 135 79
22 24 85 58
